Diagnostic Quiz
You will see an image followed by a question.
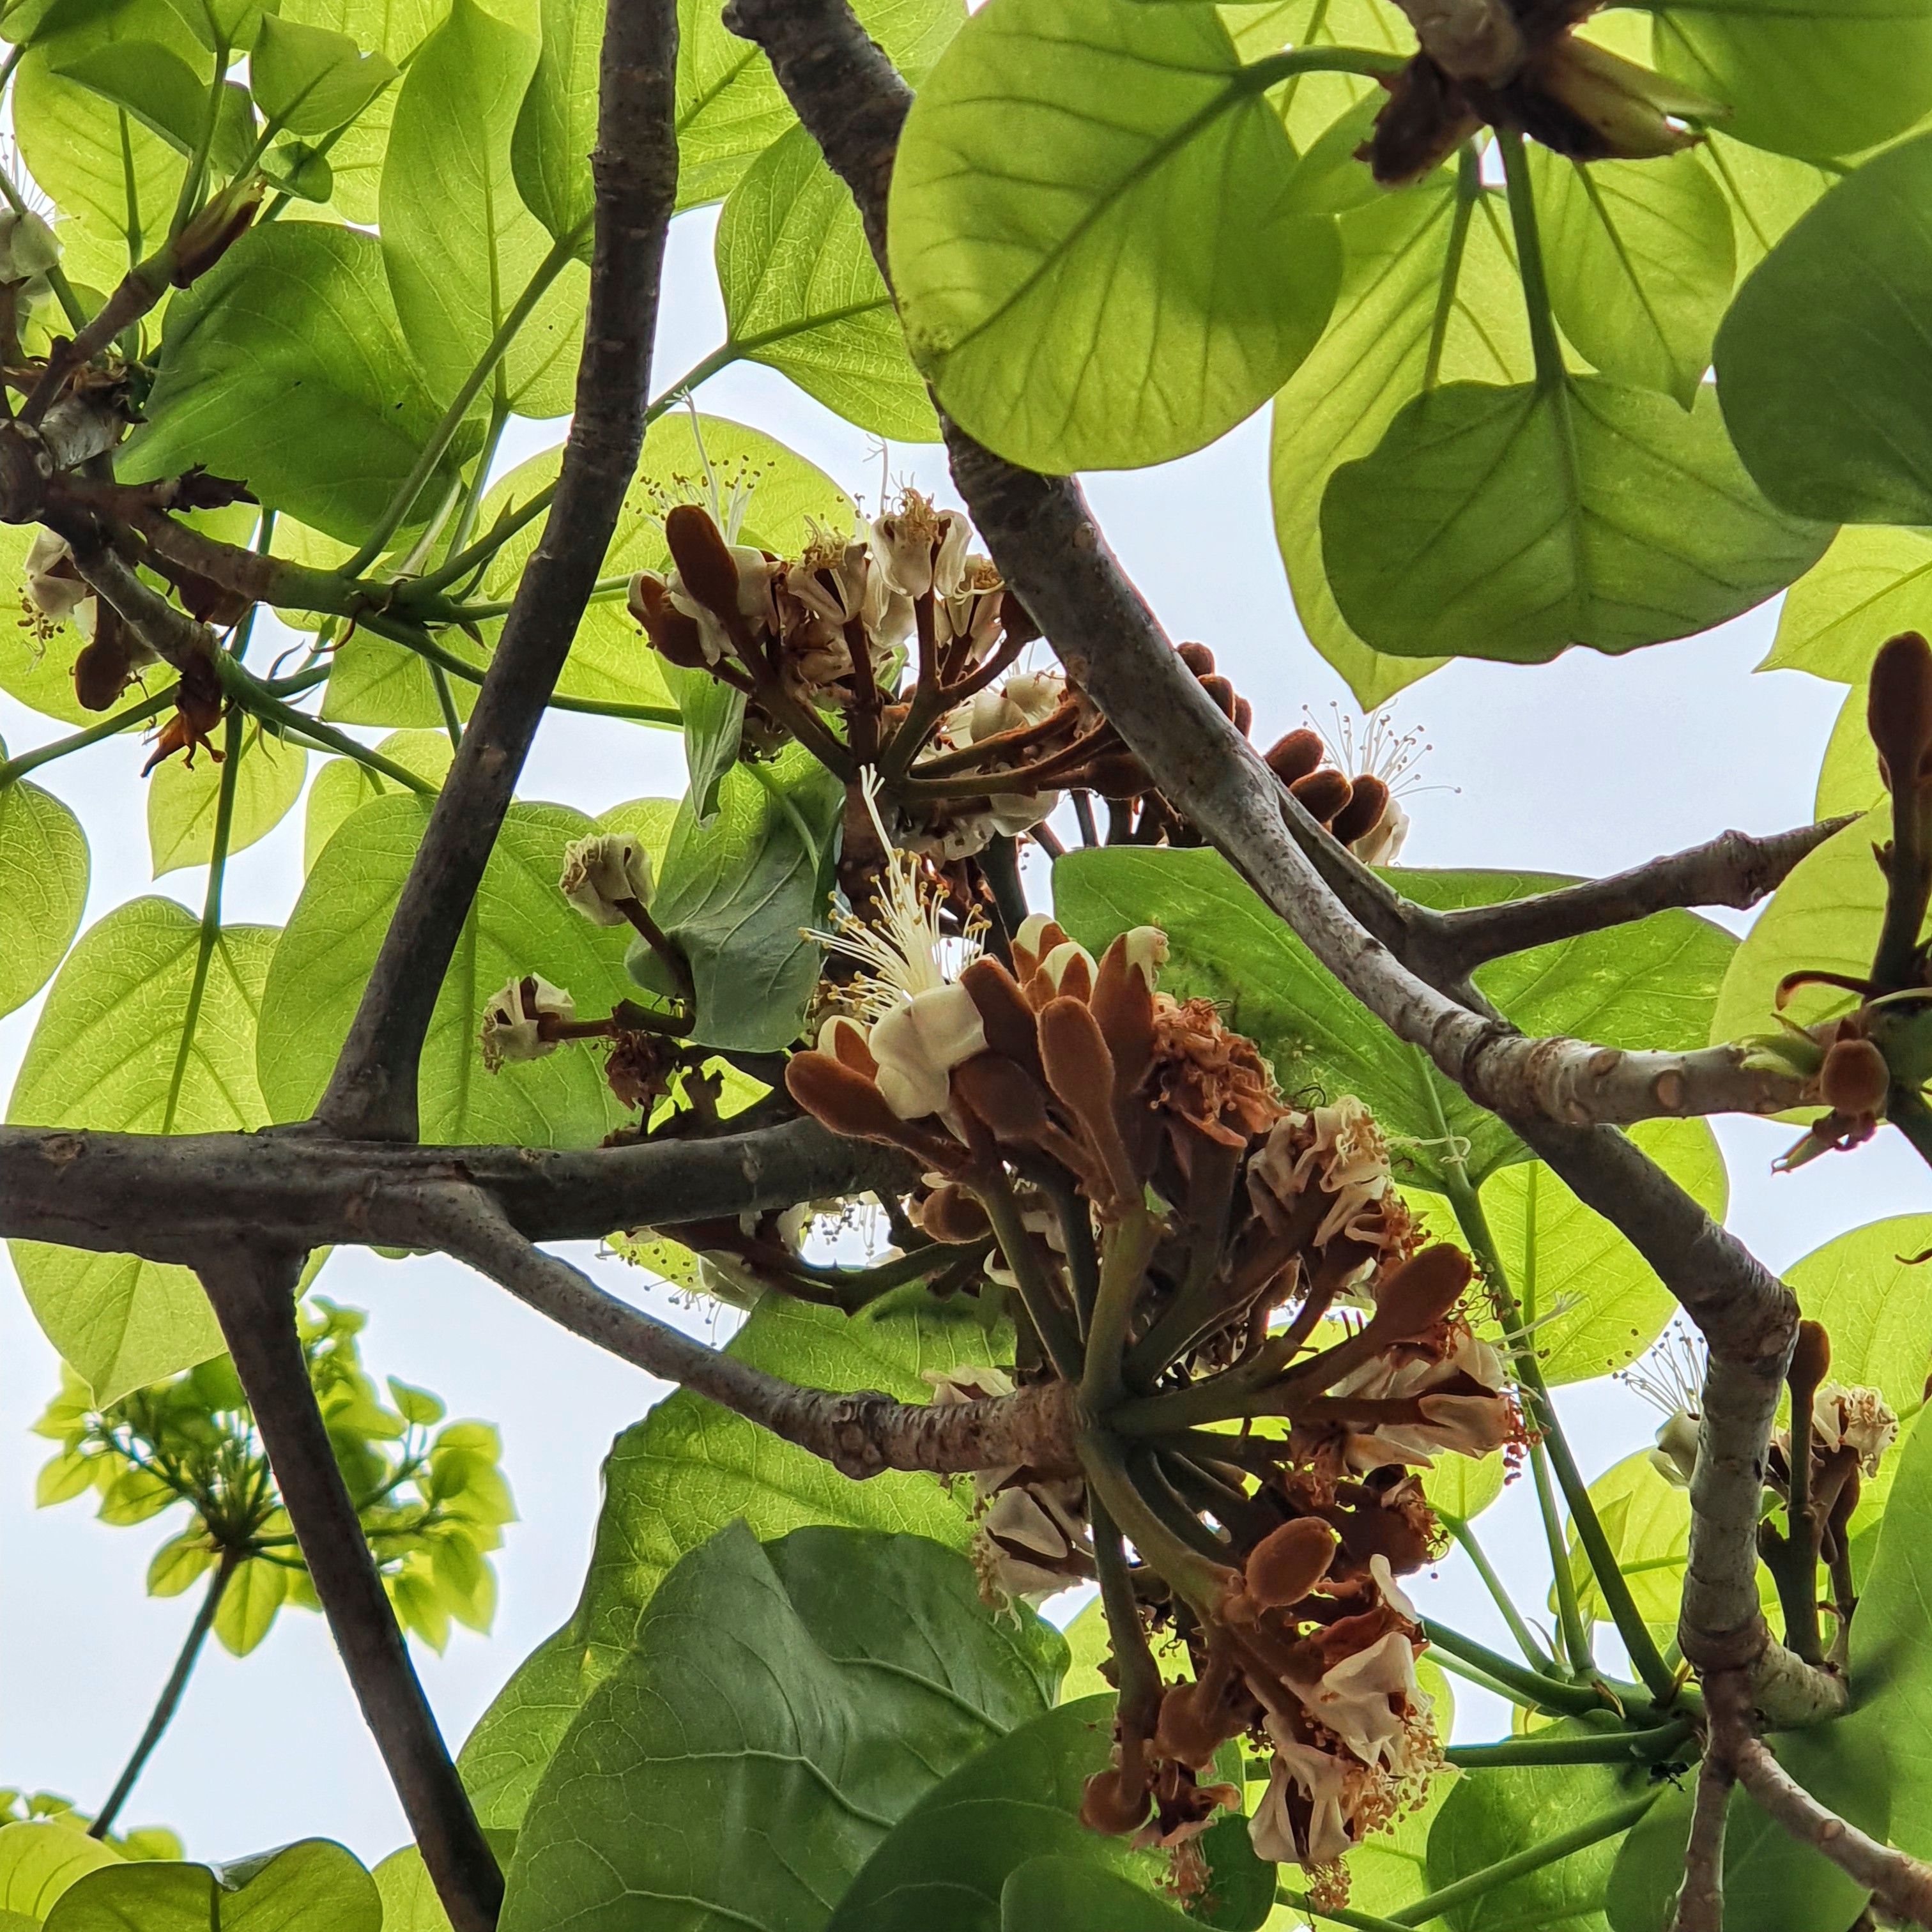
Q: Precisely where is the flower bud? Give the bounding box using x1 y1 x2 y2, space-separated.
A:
171 180 264 288
1091 928 1165 1094
664 504 741 622
817 1013 878 1078
1243 1517 1339 1609
918 1182 992 1244
1037 939 1096 1004
1079 1767 1151 1837
1177 642 1215 677
786 1050 908 1144
1366 1243 1472 1343
1820 1035 1889 1119
1084 751 1149 799
629 571 709 667
960 956 1043 1078
559 833 652 926
952 1050 1051 1140
1528 34 1723 163
1289 767 1353 825
1264 729 1325 787
1232 696 1252 737
1155 1677 1241 1769
1199 673 1238 720
1330 774 1390 849
1011 914 1068 982
1869 631 1932 795
1650 1408 1700 1488
71 604 147 711
1790 1319 1832 1404
1038 995 1140 1199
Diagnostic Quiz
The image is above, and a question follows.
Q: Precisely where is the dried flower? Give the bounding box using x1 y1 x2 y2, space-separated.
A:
1809 1383 1898 1477
559 833 653 926
480 975 573 1071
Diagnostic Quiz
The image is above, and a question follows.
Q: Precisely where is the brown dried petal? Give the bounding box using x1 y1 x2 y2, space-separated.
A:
664 503 741 622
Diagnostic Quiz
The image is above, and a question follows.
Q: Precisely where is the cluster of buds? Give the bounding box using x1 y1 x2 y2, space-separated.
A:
1262 723 1411 868
782 839 1522 1897
1365 0 1726 185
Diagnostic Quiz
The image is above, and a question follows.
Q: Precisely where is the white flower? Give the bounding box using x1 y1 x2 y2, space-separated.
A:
1330 1327 1516 1471
1249 1722 1356 1867
1811 1382 1898 1476
479 974 572 1072
1648 1408 1700 1489
1289 1630 1424 1773
1353 798 1409 867
870 983 988 1118
870 496 969 601
1368 1554 1418 1620
559 833 652 926
24 529 88 623
1248 1098 1395 1248
665 544 776 663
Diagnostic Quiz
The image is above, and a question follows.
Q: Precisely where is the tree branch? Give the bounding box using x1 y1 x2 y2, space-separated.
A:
1670 1747 1733 1932
1422 818 1855 979
195 1243 502 1932
1710 1672 1932 1924
316 0 679 1142
403 1184 1078 1478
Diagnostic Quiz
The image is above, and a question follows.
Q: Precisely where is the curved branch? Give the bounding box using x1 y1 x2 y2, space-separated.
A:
1669 1749 1733 1932
404 1184 1079 1478
317 0 680 1142
196 1243 502 1932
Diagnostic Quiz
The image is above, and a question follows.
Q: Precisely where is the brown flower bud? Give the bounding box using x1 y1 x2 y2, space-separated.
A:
1079 1767 1151 1837
629 572 709 668
1038 995 1142 1199
1790 1319 1832 1405
817 1013 878 1080
1330 773 1390 848
1011 914 1070 983
1232 695 1252 738
919 1182 992 1244
952 1050 1050 1141
1870 631 1932 795
171 180 264 288
1200 673 1238 720
664 504 740 622
1366 1243 1472 1343
1820 1035 1889 1118
1154 1677 1241 1769
1289 767 1353 825
786 1051 907 1144
1177 642 1215 677
1264 728 1325 786
1084 750 1149 799
70 602 145 712
1243 1516 1339 1609
1091 929 1163 1097
960 956 1044 1081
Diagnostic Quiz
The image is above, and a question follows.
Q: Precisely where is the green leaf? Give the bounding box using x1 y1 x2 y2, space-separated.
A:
1528 148 1734 408
1555 1450 1688 1641
673 0 962 211
370 1837 515 1932
1424 1729 1650 1931
148 724 306 877
0 774 88 1020
664 661 744 823
716 123 939 441
278 0 448 223
459 1290 1006 1829
1269 161 1533 707
1000 1860 1193 1932
500 1523 1064 1932
1054 847 1735 1192
212 1554 287 1655
318 631 486 729
6 901 277 1401
43 1839 380 1932
381 0 589 420
1644 0 1932 162
829 1697 1168 1932
1717 132 1932 526
1708 808 1882 1045
471 412 853 717
257 793 641 1144
252 13 396 136
1423 1453 1503 1526
1762 525 1932 682
303 729 454 872
1698 132 1832 276
52 45 254 172
13 0 204 288
1786 1214 1932 1418
1321 377 1832 664
889 0 1337 471
509 0 598 256
1606 1726 1882 1932
1846 1404 1932 1857
122 223 464 545
1814 681 1882 822
641 744 843 1053
1410 1117 1728 1386
0 1824 119 1923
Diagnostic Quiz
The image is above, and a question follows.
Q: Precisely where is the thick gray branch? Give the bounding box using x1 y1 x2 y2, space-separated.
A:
197 1244 502 1932
318 0 680 1142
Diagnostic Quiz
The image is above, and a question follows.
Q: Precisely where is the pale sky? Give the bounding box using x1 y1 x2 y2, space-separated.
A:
4 206 1928 1869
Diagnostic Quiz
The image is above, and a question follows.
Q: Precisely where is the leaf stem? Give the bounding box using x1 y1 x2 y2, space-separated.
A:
977 1164 1084 1380
1418 1617 1606 1715
1495 124 1566 399
1084 1201 1159 1409
1445 1717 1694 1768
1443 1512 1551 1669
0 683 181 790
90 1547 240 1837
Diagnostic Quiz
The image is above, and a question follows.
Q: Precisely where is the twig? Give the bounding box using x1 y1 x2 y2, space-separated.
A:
89 1548 240 1838
318 0 680 1141
1670 1749 1734 1932
1710 1672 1932 1925
401 1184 1079 1478
196 1244 502 1932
